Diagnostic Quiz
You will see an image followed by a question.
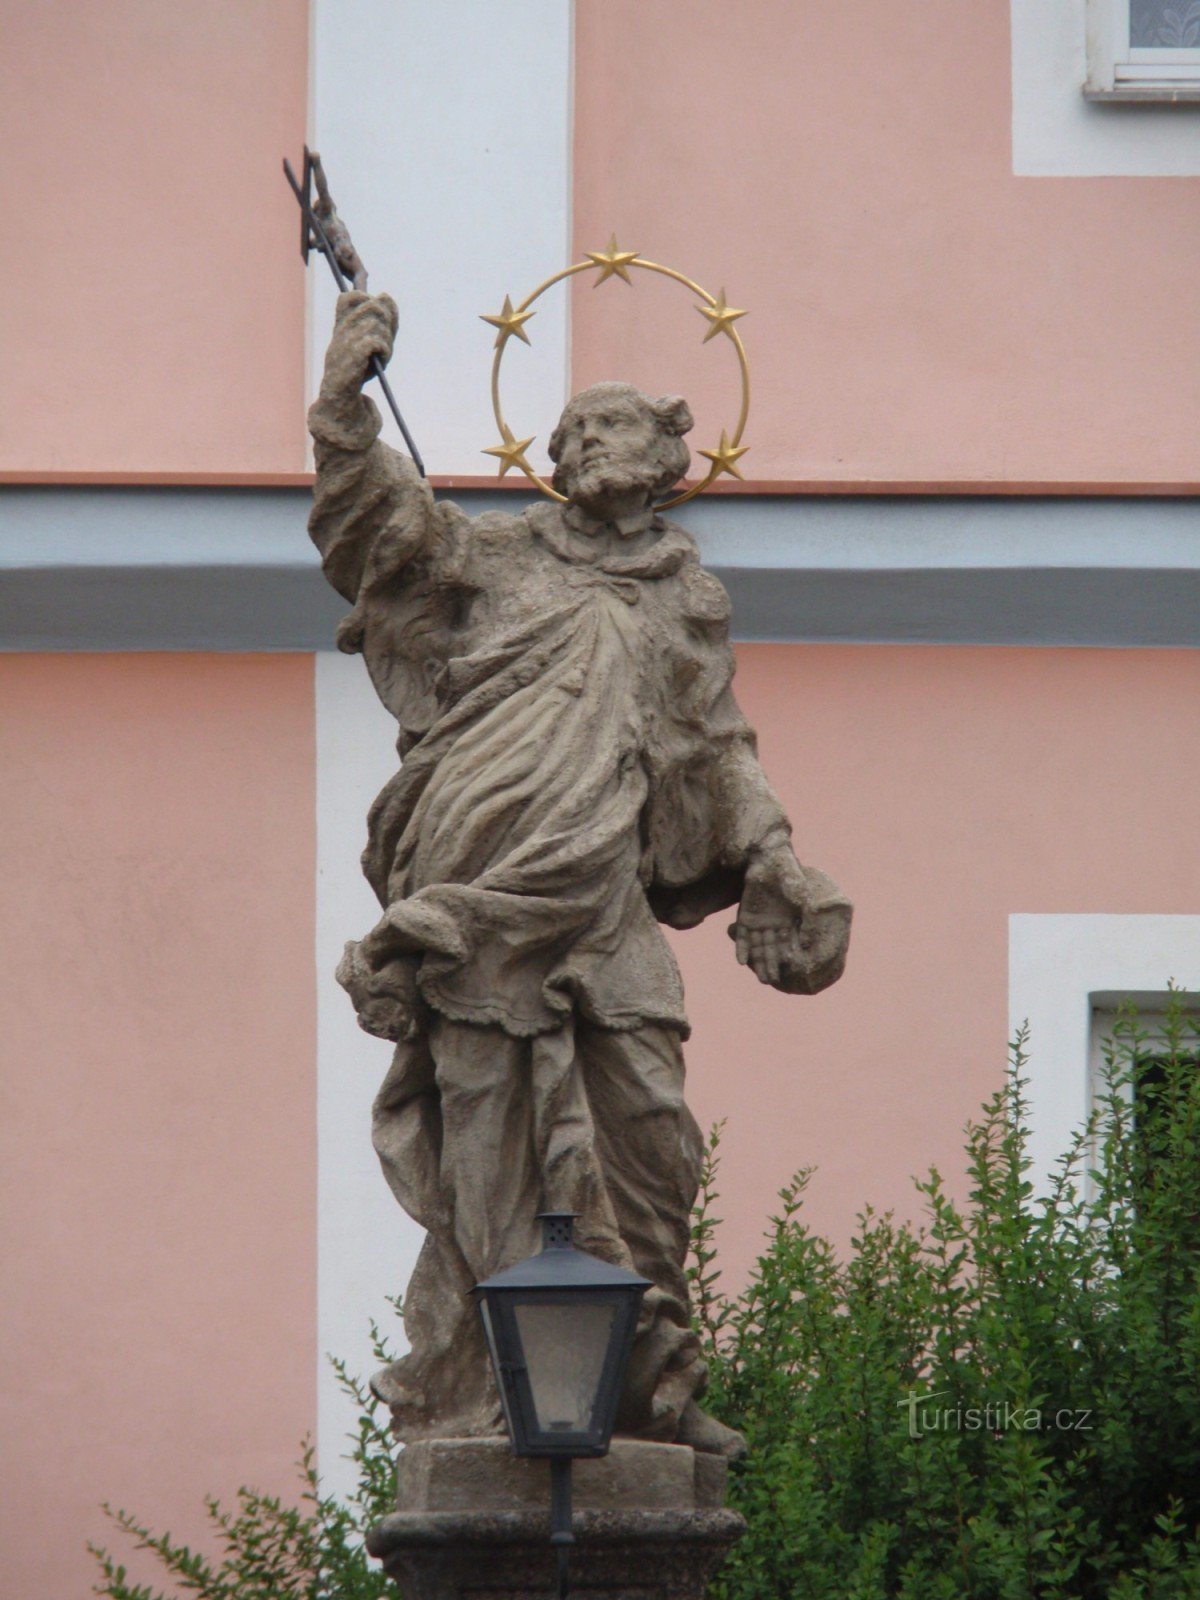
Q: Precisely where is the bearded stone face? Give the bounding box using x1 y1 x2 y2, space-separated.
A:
549 382 692 518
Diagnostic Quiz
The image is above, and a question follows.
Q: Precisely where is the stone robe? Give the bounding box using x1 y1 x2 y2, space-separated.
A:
309 390 792 1442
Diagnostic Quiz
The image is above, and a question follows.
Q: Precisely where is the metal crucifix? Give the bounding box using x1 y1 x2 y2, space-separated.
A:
283 147 426 477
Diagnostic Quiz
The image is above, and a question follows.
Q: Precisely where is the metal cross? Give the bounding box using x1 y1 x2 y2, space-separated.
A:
284 147 426 477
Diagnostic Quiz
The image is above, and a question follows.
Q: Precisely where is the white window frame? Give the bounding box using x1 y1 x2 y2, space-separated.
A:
1008 916 1200 1199
1086 0 1200 101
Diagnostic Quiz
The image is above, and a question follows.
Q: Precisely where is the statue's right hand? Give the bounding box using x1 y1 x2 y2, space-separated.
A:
336 936 421 1043
319 291 399 402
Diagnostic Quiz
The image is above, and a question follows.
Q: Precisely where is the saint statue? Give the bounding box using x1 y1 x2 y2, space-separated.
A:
309 290 852 1460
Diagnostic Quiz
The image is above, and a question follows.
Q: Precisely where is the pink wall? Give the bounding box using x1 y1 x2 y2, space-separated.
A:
572 0 1200 485
674 644 1200 1286
0 1 308 477
0 655 317 1599
2 640 1196 1585
11 0 1199 485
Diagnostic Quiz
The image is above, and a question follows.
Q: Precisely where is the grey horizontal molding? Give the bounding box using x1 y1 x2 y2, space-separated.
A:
3 485 1199 649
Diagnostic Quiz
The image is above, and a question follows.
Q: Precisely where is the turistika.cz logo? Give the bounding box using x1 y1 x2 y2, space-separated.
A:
898 1389 1094 1440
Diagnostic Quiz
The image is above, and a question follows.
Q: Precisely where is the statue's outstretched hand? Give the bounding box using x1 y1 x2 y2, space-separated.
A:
336 925 421 1043
319 290 399 404
731 842 852 995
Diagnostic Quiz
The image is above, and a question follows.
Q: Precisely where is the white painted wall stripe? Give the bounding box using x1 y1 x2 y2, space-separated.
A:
309 0 573 476
310 2 574 1497
315 651 425 1503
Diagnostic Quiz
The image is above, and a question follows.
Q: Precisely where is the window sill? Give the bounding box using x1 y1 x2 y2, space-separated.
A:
1085 84 1200 101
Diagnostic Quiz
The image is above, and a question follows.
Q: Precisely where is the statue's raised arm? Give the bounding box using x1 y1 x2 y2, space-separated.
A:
308 291 472 741
308 292 433 604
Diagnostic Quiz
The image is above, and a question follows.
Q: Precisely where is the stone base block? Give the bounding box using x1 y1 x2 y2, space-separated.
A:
368 1439 744 1599
395 1437 728 1512
366 1508 746 1600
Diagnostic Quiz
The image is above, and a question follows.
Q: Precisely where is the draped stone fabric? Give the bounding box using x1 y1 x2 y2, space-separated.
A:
309 385 800 1446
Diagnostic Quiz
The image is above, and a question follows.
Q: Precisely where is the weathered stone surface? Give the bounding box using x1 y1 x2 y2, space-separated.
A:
691 1450 730 1510
367 1508 746 1600
309 289 852 1457
396 1437 725 1513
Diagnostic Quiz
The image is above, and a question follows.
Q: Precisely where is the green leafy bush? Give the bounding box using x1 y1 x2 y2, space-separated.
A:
689 998 1200 1600
89 1323 400 1600
92 1000 1200 1600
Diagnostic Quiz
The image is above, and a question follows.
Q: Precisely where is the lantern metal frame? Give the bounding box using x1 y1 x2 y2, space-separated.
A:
474 1213 651 1598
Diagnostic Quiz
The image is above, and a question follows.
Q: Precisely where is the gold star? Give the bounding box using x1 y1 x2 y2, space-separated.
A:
585 234 640 286
696 289 747 344
482 427 537 478
698 430 749 481
480 294 535 348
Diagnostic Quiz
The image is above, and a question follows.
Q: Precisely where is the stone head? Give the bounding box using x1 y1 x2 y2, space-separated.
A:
548 382 693 519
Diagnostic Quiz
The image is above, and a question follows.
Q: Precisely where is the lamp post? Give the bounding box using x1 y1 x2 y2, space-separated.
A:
474 1213 650 1598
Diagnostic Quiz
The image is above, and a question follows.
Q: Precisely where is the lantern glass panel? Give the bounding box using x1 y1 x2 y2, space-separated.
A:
513 1299 617 1434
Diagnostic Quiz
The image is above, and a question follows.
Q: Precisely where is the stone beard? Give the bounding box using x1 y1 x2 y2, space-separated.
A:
308 293 851 1459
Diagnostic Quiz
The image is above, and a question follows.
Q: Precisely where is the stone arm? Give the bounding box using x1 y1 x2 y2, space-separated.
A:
309 293 474 1042
307 292 440 623
656 731 852 997
718 738 851 994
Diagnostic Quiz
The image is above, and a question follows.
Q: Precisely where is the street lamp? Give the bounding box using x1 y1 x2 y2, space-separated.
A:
474 1213 650 1598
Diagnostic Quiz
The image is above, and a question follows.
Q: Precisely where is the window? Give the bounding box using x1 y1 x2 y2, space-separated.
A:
1089 995 1200 1194
1008 915 1200 1198
1087 0 1200 101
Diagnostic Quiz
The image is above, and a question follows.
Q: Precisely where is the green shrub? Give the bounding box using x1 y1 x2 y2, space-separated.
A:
689 997 1200 1600
92 999 1200 1599
89 1323 400 1599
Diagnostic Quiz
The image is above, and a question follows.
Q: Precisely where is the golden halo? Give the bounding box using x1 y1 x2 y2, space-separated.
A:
480 237 750 510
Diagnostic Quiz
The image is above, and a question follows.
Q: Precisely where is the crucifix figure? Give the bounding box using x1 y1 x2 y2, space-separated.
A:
308 287 851 1461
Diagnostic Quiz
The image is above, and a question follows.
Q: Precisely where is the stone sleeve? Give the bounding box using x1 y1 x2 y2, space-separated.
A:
307 389 439 605
644 729 794 932
712 735 793 868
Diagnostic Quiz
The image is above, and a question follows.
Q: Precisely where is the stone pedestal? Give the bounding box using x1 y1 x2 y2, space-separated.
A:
367 1439 745 1600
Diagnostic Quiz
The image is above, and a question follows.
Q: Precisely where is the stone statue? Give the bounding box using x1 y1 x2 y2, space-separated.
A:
309 290 852 1461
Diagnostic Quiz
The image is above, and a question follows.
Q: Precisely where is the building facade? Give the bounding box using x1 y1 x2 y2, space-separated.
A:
3 3 1199 1594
